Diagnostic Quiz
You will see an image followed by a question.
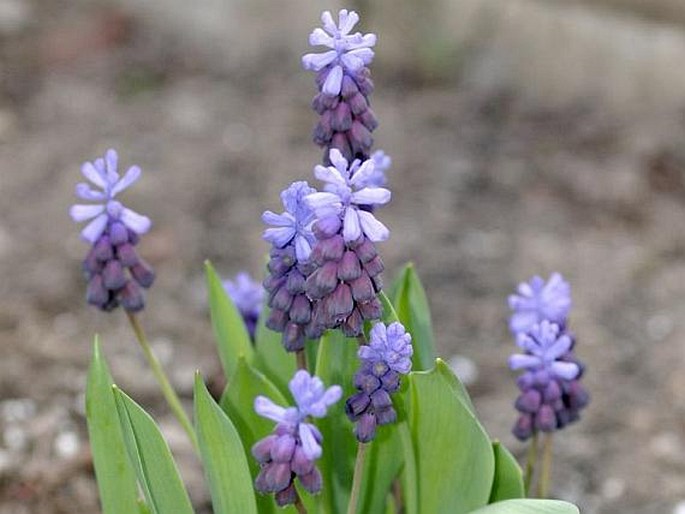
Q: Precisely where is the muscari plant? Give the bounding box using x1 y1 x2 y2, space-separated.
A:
74 9 584 514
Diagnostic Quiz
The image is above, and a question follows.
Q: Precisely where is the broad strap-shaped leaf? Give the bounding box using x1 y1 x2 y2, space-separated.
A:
114 388 195 514
391 264 437 371
194 374 258 514
314 330 360 514
253 304 296 394
378 290 400 324
219 358 290 514
489 441 525 503
408 359 494 514
205 260 254 380
358 423 404 514
86 338 144 514
468 499 580 514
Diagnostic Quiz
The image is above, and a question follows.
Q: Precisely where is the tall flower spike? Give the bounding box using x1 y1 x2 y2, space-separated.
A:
508 273 571 335
69 149 155 312
509 321 589 441
223 272 264 340
262 181 321 350
253 370 341 506
303 9 379 162
303 149 390 336
346 322 413 442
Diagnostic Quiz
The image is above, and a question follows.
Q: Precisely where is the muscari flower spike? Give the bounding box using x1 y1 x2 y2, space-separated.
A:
69 149 155 312
508 273 571 335
262 181 322 350
346 322 413 442
223 272 264 340
253 370 342 506
508 320 589 441
302 149 390 337
303 9 379 162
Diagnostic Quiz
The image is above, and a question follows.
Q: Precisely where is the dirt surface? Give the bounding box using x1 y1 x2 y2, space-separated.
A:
2 1 685 513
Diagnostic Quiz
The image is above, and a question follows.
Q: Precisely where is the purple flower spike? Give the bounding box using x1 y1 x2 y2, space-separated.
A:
306 149 391 243
70 149 155 312
346 322 412 442
223 272 264 340
507 275 588 441
304 10 379 161
508 273 571 335
253 370 341 504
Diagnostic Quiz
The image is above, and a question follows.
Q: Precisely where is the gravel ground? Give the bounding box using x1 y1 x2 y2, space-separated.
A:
2 1 685 513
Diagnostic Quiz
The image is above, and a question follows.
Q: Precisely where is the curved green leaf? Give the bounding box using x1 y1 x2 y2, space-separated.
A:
205 260 254 380
358 425 403 514
391 264 437 371
86 338 143 514
113 388 195 514
315 330 359 514
253 304 296 394
469 499 579 514
489 441 525 503
194 374 258 514
409 359 494 514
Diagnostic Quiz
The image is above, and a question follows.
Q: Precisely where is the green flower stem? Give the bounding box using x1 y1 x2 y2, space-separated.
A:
125 311 199 452
524 432 538 496
346 442 368 514
296 349 307 371
537 433 554 498
293 494 308 514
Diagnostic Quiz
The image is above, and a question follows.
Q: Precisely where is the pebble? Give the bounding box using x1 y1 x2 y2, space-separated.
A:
54 430 80 459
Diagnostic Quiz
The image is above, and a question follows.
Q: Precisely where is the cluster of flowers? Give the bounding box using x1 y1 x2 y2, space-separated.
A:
507 273 590 441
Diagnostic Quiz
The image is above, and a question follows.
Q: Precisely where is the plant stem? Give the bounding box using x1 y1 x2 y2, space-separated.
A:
296 349 307 371
523 432 538 496
537 433 554 498
346 442 368 514
125 311 198 452
294 493 308 514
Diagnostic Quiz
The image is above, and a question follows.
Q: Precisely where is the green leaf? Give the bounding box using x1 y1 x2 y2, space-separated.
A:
489 441 525 503
469 499 579 514
113 388 195 514
253 304 296 394
391 264 437 371
409 359 494 514
205 260 254 380
378 291 399 324
314 330 360 514
86 337 143 514
358 425 403 514
194 374 258 514
219 358 289 514
398 420 418 514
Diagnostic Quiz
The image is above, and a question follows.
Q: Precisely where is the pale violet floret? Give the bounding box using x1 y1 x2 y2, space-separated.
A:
69 149 151 243
254 370 342 459
508 320 579 381
359 322 413 374
306 149 391 243
366 150 391 187
508 273 571 334
302 9 377 96
262 181 317 262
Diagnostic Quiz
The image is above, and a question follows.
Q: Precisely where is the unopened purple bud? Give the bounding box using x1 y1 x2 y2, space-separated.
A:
117 243 139 267
271 287 294 311
102 260 126 290
513 414 534 441
370 389 392 410
535 405 556 432
543 381 562 402
358 297 382 321
299 467 322 494
326 283 353 320
313 215 342 239
271 435 296 463
331 102 353 132
291 446 315 476
371 360 389 378
264 275 285 294
252 435 277 464
516 372 535 390
567 381 590 410
109 222 129 245
264 462 292 493
355 413 377 443
380 371 400 392
354 372 380 393
131 261 155 288
349 121 372 154
345 392 371 420
338 251 362 281
348 93 368 116
86 275 108 306
94 237 114 262
289 295 312 324
358 109 378 131
515 390 542 414
312 234 344 264
350 272 375 302
120 281 144 312
341 307 363 337
286 271 306 295
375 406 397 426
341 75 359 99
267 308 288 332
363 255 384 277
306 261 339 300
283 322 305 352
275 484 298 506
330 133 353 161
354 238 377 263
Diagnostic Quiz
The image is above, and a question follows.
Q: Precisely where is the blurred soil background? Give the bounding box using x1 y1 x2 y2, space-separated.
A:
2 0 685 512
